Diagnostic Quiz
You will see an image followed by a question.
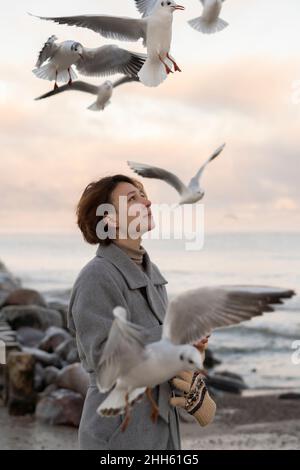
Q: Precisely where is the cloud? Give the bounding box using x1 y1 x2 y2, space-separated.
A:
274 197 298 211
1 53 300 232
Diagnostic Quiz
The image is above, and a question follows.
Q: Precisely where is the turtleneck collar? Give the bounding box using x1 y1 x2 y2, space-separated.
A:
112 241 146 266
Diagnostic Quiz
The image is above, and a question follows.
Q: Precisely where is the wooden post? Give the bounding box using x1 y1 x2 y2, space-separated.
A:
0 321 21 404
7 352 36 415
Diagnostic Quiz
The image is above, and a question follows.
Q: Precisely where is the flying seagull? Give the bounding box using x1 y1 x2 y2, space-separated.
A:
128 143 225 205
96 286 295 430
35 77 140 111
29 1 185 88
32 35 145 89
188 0 228 34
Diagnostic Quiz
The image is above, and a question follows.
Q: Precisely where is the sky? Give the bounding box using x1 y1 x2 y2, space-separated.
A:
1 0 300 233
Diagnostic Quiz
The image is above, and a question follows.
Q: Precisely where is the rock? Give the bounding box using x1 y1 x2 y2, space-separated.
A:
0 305 63 330
36 388 84 427
218 371 246 384
55 338 79 363
207 371 247 395
7 352 36 415
279 393 300 400
22 347 63 368
39 383 58 398
44 363 89 397
38 327 71 353
204 349 221 369
34 363 46 392
66 348 79 364
0 292 9 308
48 302 68 329
17 327 45 348
0 328 17 344
3 288 47 308
0 260 21 294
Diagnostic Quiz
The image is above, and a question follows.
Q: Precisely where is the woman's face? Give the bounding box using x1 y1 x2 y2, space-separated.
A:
110 182 155 239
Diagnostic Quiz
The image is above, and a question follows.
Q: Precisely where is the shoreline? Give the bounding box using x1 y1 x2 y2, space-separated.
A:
1 393 300 450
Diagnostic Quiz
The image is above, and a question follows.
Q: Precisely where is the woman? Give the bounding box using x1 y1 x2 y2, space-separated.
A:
68 174 207 450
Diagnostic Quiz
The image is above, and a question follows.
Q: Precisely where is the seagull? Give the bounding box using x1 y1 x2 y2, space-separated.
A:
188 0 228 34
35 77 140 111
96 286 295 430
32 35 146 90
128 143 225 205
33 36 80 89
29 1 185 88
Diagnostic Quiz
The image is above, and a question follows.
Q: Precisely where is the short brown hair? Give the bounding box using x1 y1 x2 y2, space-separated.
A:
76 175 145 245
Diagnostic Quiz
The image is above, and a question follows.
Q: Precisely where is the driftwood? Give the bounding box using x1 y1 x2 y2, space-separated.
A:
0 320 21 404
7 352 36 415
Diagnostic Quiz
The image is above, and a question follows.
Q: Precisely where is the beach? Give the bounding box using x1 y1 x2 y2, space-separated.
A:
0 232 299 450
1 393 300 450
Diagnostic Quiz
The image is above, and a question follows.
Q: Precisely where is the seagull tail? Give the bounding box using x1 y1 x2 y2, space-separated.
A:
32 64 77 83
188 16 229 34
97 386 146 417
33 63 57 81
138 57 167 88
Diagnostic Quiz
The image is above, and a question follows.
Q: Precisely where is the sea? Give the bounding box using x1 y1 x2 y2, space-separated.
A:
0 231 299 392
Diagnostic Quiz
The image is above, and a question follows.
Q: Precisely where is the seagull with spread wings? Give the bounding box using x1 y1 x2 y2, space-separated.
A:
128 143 225 205
35 77 140 111
96 286 295 430
29 1 185 88
32 35 146 89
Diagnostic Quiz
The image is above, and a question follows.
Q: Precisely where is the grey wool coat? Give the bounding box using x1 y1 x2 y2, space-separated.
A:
68 242 181 450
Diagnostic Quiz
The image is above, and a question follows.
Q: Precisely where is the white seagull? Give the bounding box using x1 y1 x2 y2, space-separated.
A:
29 1 185 88
128 143 225 205
35 77 140 111
33 35 145 90
188 0 228 34
96 286 295 430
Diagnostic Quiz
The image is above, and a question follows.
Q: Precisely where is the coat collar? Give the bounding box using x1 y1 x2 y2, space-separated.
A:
96 242 168 290
96 243 168 324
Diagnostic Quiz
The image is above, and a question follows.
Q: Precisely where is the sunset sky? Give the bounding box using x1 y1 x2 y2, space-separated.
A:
1 0 300 233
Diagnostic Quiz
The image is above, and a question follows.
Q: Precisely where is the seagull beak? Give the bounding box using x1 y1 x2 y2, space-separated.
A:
173 4 185 10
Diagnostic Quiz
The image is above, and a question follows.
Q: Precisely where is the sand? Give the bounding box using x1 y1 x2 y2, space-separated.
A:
181 394 300 450
1 393 300 450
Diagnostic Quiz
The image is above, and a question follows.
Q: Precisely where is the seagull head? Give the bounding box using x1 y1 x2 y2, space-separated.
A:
71 42 84 59
156 1 185 15
196 190 205 201
178 345 203 371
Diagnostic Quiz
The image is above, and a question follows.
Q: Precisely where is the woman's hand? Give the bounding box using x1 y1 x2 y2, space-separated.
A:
169 370 217 427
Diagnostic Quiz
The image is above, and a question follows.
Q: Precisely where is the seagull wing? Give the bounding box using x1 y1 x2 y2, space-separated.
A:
134 0 158 17
128 161 188 196
35 35 58 67
76 45 146 77
113 76 140 88
35 81 99 101
30 13 148 43
96 307 149 393
162 286 295 345
188 143 225 192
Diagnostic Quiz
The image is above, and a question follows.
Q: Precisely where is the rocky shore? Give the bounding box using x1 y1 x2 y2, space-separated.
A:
1 258 300 450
